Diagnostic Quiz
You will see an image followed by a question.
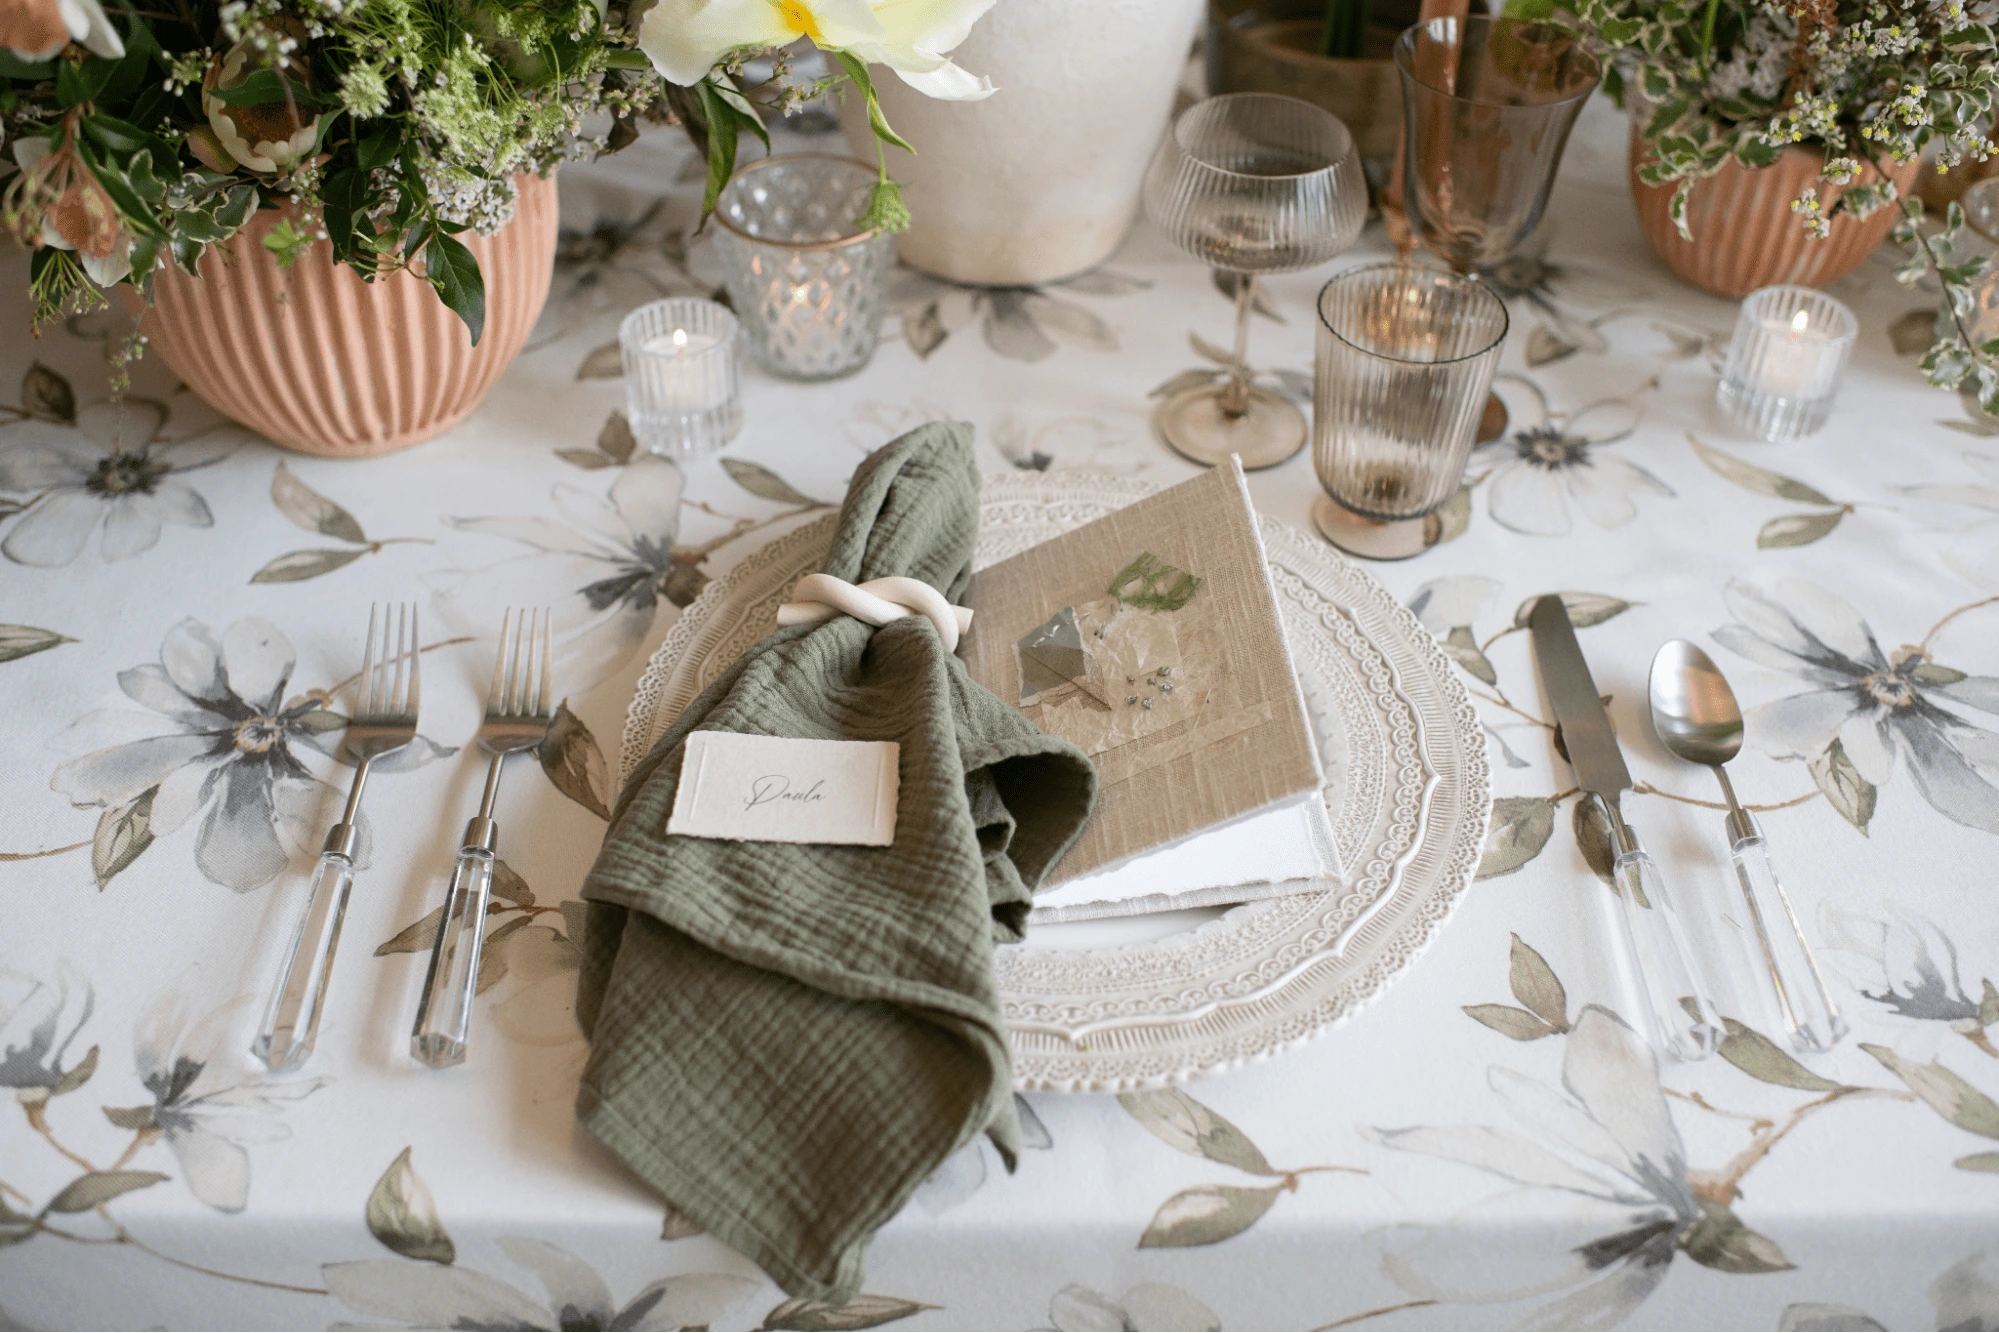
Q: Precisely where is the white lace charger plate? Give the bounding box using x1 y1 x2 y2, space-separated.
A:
621 471 1490 1092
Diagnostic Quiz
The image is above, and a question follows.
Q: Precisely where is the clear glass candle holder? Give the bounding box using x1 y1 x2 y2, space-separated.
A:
1717 286 1857 442
713 155 895 382
1311 263 1510 560
619 298 743 460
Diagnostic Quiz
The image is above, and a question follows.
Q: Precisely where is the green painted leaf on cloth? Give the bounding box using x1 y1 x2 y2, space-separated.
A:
1863 1043 1999 1138
762 1293 938 1330
577 340 623 380
1462 1003 1559 1041
1116 1087 1277 1176
375 907 444 957
271 461 368 543
1758 511 1844 548
50 1045 96 1097
1137 1183 1283 1248
22 362 74 424
1477 796 1556 879
1810 739 1876 835
1688 435 1835 505
1442 626 1497 685
661 1200 704 1239
45 1170 168 1213
102 1104 156 1131
1680 1199 1795 1273
250 548 369 584
0 625 75 663
722 457 824 507
0 1196 34 1247
366 1147 455 1264
92 786 156 889
1956 1152 1999 1172
539 700 610 820
1508 934 1569 1030
1511 592 1636 629
1718 1018 1842 1091
1573 796 1616 885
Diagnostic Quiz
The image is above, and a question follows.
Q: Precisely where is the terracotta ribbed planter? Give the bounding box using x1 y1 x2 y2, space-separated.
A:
138 171 557 457
1631 128 1919 298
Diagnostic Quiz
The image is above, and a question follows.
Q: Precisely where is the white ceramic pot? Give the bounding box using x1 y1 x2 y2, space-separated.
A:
840 0 1205 285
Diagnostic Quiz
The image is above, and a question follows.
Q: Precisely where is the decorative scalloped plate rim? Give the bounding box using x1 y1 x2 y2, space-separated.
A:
621 471 1491 1092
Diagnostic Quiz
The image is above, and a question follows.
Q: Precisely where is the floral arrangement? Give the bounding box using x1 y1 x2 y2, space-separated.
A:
0 0 658 341
636 0 997 230
1525 0 1999 238
1894 195 1999 415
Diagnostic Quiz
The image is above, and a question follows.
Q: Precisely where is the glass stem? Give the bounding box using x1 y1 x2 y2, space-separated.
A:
1221 273 1256 419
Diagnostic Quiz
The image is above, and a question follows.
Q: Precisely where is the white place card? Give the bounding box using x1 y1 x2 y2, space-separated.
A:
665 732 899 847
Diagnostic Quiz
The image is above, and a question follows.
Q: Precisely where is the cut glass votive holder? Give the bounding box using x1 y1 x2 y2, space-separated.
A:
1716 286 1857 443
620 298 743 460
713 155 894 382
1310 264 1510 560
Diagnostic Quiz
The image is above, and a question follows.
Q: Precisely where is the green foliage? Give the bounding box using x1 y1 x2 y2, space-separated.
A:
1569 0 1999 241
1 0 655 342
1895 197 1999 418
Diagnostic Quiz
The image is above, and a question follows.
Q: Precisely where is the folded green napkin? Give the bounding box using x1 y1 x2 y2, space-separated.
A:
575 421 1096 1302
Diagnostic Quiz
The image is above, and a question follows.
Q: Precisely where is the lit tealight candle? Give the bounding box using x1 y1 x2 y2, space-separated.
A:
618 299 743 460
639 326 725 412
1716 286 1857 443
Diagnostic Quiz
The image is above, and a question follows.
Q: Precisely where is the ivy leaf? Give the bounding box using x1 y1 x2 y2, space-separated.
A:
1511 592 1636 629
1810 739 1876 835
44 1170 168 1213
1758 511 1844 548
722 457 825 507
250 548 370 584
1115 1087 1277 1176
1863 1043 1999 1138
1679 1199 1795 1273
92 786 156 889
1477 796 1556 879
762 1294 938 1331
0 625 75 663
270 461 368 543
539 700 610 820
1507 934 1569 1031
1717 1018 1842 1090
1137 1184 1284 1248
576 340 623 380
22 362 75 424
424 231 485 346
1462 1003 1559 1041
366 1147 455 1264
1687 434 1835 505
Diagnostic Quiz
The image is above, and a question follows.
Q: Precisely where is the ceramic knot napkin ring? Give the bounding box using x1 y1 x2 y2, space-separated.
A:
776 573 974 653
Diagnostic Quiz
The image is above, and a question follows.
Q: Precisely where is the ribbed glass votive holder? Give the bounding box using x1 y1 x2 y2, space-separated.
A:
713 155 894 382
619 299 743 460
1716 286 1857 442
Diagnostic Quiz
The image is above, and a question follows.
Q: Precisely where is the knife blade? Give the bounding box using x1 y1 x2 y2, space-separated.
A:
1527 593 1720 1061
1529 594 1631 804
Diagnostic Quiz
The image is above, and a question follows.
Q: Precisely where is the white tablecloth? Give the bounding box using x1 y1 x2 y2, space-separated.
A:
5 95 1999 1331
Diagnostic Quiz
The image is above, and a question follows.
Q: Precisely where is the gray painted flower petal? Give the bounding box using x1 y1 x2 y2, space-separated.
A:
51 732 220 808
195 764 287 892
163 1119 252 1212
142 477 215 530
1744 690 1855 762
1941 676 1999 718
220 619 295 714
1375 1195 1664 1306
1840 710 1898 786
448 513 616 557
74 399 165 451
1721 579 1826 664
2 489 102 566
494 1237 614 1328
98 496 166 561
1560 1007 1684 1188
612 1273 766 1332
117 664 226 725
608 455 685 546
1568 454 1674 531
1516 1245 1673 1331
1772 577 1888 671
1360 1123 1615 1197
1710 625 1851 686
1488 1067 1639 1196
1930 1250 1999 1331
1407 576 1503 637
1776 1301 1886 1331
0 424 95 490
1488 460 1573 536
322 1258 553 1328
1892 718 1999 835
148 751 234 837
160 620 232 705
1119 1284 1221 1332
1049 1284 1126 1332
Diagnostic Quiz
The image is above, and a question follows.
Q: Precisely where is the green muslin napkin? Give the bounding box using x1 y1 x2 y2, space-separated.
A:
574 421 1096 1302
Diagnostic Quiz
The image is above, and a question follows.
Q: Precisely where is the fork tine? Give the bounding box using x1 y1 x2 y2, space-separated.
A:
405 605 421 718
490 608 513 711
395 604 412 719
515 609 539 717
536 607 552 718
361 603 381 717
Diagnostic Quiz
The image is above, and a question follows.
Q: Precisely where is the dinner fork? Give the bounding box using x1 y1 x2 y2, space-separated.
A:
412 608 554 1068
253 603 421 1073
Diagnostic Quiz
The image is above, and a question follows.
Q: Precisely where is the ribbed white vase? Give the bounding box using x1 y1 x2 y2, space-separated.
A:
841 0 1205 285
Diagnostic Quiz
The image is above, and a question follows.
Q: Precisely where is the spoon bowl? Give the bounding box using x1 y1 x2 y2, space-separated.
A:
1649 640 1745 769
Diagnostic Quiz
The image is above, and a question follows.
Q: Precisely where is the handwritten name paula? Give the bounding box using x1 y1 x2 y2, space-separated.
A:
744 774 829 812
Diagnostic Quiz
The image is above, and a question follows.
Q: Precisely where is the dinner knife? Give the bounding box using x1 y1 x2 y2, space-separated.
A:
1529 595 1721 1061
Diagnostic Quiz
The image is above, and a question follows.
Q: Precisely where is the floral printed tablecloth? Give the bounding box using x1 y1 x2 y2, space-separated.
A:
6 94 1999 1332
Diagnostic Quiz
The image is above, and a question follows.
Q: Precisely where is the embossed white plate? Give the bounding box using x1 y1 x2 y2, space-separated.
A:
622 472 1490 1091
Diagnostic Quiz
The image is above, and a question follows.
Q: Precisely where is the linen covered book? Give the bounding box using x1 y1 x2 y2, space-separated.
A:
958 461 1336 920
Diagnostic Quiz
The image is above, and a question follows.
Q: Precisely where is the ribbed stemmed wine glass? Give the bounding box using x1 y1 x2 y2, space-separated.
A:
1142 93 1367 470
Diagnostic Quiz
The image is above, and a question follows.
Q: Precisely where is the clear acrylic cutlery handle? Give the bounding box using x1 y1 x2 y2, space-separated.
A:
1730 821 1847 1053
253 850 355 1072
411 847 494 1069
1610 832 1722 1062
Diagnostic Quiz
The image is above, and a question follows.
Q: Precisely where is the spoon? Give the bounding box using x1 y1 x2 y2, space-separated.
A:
1649 640 1847 1053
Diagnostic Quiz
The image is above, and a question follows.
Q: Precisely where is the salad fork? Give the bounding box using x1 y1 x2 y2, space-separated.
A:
254 603 421 1073
412 608 554 1068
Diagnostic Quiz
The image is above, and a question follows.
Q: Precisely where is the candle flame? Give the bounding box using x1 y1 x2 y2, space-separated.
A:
672 328 689 349
1790 309 1809 335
